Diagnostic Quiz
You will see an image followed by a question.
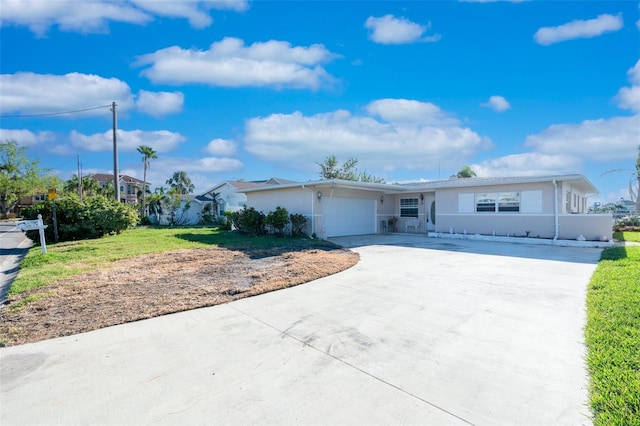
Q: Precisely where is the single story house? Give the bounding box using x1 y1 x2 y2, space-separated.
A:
239 174 612 242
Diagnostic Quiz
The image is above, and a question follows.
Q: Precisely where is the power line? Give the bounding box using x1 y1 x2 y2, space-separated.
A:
0 104 111 118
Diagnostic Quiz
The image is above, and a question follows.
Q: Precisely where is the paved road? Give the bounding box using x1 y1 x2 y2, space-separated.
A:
0 235 600 425
0 222 32 302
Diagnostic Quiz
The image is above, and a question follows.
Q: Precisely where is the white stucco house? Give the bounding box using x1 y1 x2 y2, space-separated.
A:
238 174 613 242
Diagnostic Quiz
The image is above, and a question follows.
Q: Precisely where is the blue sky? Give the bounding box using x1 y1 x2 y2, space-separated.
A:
1 0 638 204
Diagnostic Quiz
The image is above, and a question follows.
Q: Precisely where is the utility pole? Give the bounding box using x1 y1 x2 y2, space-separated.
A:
111 101 120 202
77 155 82 200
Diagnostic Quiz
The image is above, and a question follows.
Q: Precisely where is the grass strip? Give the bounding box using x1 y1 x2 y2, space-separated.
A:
11 226 333 295
586 236 640 425
613 231 640 243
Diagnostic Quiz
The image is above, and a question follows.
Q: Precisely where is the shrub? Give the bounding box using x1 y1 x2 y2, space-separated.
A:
266 206 290 235
220 210 233 231
198 203 216 225
290 213 308 237
615 216 640 231
21 194 138 242
230 205 266 236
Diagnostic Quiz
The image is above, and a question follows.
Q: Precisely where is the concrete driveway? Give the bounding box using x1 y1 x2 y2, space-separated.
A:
0 235 601 425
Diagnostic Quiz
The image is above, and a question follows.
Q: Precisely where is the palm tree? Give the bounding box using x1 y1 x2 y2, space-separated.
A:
137 145 157 216
166 170 195 195
456 166 477 178
64 175 101 197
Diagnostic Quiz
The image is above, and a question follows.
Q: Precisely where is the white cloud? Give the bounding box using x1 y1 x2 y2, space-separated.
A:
144 156 244 192
0 128 54 146
69 129 186 153
366 98 459 126
204 138 237 156
616 60 640 112
617 86 640 112
626 59 640 85
365 14 441 45
525 115 640 162
244 99 491 172
471 153 581 177
481 95 511 112
0 72 134 116
136 90 184 117
155 156 243 173
0 0 151 36
0 0 249 36
136 37 337 90
534 13 623 45
130 0 248 29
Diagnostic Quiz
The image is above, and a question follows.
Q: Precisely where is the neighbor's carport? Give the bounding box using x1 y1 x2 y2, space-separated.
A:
0 236 601 425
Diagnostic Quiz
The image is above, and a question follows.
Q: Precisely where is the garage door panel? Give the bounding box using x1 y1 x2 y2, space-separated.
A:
321 197 376 237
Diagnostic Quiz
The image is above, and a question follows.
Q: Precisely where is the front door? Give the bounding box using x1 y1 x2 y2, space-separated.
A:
425 195 436 231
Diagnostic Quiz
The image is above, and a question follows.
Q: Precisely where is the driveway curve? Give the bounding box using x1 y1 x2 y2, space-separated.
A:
1 235 601 425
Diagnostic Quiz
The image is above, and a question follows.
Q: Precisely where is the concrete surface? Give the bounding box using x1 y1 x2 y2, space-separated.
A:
0 235 601 425
0 222 32 302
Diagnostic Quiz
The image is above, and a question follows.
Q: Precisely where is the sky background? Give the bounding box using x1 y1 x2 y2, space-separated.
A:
1 0 639 205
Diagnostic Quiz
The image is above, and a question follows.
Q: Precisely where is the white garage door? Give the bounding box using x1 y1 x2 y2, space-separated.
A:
321 197 376 237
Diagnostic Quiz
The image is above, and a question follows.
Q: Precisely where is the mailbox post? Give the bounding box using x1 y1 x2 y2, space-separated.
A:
48 188 59 243
16 214 48 254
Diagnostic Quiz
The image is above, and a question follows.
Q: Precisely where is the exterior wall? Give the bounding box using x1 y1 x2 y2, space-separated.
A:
247 186 387 236
433 181 611 241
559 181 589 214
558 214 613 241
248 187 317 235
435 214 555 238
381 192 435 233
436 182 556 214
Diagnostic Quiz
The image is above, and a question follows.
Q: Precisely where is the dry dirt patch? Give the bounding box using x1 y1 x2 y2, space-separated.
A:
0 246 359 347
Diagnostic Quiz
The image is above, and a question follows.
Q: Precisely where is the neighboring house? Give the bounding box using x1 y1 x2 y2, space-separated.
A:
16 193 47 214
166 178 298 225
88 173 146 204
239 174 612 241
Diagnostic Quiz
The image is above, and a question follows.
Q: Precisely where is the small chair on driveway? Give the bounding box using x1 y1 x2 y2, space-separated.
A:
406 219 420 233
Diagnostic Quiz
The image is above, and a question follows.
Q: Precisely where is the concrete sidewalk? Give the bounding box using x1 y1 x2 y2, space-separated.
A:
0 237 599 425
0 222 32 302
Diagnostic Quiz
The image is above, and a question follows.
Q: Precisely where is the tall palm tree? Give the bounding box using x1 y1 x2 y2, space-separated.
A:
137 145 157 216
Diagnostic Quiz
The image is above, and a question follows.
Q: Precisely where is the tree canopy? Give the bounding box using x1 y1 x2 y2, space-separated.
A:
0 140 59 214
63 175 101 198
317 155 385 183
456 166 478 178
166 170 194 195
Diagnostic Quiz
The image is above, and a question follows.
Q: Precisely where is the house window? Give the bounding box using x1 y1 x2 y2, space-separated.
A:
476 193 497 212
400 198 419 217
476 192 520 212
498 192 520 212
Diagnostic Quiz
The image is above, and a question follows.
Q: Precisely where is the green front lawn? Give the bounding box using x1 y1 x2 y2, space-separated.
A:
613 231 640 243
586 236 640 425
11 226 329 295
